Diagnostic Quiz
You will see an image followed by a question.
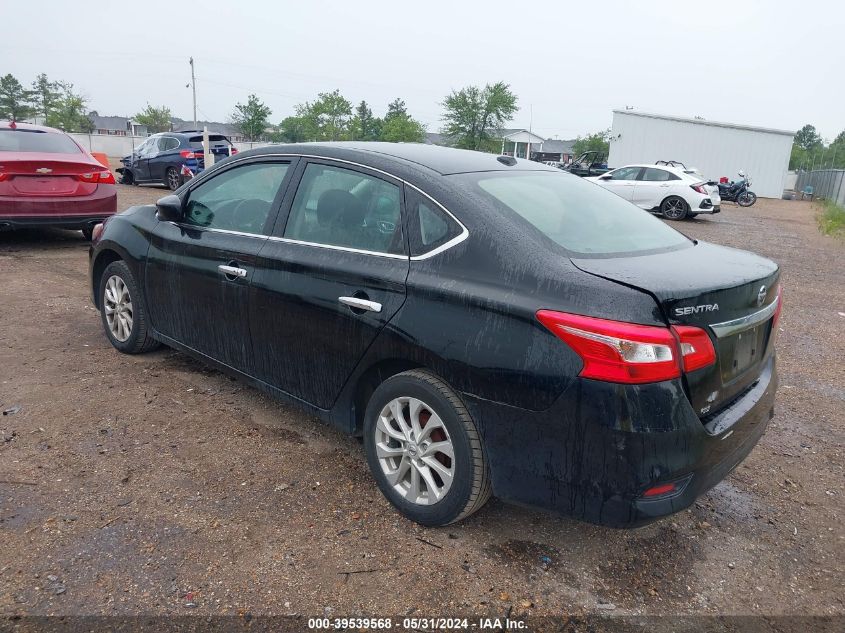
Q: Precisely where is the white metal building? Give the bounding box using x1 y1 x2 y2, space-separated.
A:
608 110 795 198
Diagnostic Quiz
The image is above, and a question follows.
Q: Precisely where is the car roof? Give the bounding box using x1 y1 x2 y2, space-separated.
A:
244 142 560 176
617 163 692 178
1 120 64 134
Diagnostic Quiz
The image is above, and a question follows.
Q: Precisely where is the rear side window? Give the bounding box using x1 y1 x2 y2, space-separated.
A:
184 162 289 234
284 163 404 255
405 188 462 256
0 130 81 153
466 171 690 256
189 135 231 148
642 168 679 182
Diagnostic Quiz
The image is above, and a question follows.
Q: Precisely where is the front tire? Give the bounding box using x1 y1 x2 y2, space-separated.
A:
99 260 160 354
81 227 93 241
660 196 689 220
363 370 491 526
165 167 182 191
737 191 757 207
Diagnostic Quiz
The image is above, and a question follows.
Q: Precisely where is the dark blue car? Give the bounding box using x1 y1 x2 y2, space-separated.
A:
117 131 236 190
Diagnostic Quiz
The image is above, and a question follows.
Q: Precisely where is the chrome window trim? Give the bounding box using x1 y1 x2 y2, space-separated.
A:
180 152 469 260
708 299 779 338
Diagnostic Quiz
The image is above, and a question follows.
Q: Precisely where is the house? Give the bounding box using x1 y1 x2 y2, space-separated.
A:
171 118 247 142
426 129 576 163
88 114 147 137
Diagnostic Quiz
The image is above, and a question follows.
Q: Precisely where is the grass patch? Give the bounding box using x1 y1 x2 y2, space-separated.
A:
818 199 845 238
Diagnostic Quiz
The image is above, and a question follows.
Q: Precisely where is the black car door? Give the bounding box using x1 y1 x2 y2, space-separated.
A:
144 157 298 373
131 138 153 182
249 159 409 409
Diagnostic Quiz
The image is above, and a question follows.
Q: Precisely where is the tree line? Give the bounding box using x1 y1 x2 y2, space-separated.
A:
0 73 94 132
791 124 845 171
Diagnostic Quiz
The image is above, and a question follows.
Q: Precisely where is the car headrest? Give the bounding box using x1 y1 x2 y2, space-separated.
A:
316 189 365 229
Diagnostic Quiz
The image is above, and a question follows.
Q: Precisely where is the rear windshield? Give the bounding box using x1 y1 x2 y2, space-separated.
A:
0 129 82 154
460 171 691 256
188 135 231 148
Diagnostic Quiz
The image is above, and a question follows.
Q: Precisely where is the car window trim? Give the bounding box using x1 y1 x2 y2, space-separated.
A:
175 157 299 237
182 152 468 261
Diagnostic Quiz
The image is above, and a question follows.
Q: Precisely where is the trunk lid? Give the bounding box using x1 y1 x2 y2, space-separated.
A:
572 241 779 418
0 153 105 197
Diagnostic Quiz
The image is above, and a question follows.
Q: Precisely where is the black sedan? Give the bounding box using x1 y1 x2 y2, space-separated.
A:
89 143 781 527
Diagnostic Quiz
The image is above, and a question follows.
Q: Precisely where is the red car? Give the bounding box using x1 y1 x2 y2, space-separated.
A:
0 121 117 239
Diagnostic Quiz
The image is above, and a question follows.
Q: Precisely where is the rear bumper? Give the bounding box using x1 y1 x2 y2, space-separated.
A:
462 354 777 527
696 199 721 214
0 185 117 229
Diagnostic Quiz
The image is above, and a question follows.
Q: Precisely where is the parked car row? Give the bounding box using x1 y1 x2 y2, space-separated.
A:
87 142 781 528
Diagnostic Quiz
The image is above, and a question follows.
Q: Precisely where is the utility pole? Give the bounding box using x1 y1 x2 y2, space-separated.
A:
189 57 197 130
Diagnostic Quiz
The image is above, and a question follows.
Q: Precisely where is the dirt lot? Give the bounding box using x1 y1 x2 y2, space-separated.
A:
1 185 842 618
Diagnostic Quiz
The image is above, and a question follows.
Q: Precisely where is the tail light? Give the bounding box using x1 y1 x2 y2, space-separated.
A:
77 170 116 184
0 172 7 182
91 222 105 242
229 147 238 155
772 286 783 331
180 150 197 159
691 183 708 194
536 310 716 384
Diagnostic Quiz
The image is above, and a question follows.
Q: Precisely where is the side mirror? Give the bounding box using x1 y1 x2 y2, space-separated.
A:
155 194 183 222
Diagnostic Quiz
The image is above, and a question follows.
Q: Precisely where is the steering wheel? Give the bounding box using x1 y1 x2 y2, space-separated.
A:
231 199 270 233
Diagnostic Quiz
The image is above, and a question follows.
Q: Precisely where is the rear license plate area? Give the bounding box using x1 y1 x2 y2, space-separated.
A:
720 324 768 382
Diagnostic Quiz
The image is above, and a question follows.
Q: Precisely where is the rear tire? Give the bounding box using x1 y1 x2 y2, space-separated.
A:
660 196 689 220
165 167 182 191
363 369 491 526
99 260 160 354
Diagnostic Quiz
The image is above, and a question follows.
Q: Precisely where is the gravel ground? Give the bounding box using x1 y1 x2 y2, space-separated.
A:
0 185 842 618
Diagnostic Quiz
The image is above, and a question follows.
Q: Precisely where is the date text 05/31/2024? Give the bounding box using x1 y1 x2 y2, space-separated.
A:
307 617 527 630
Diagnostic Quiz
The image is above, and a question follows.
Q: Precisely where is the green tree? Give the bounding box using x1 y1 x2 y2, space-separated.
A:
572 129 611 157
794 124 823 151
310 89 353 141
380 111 426 143
274 115 315 143
385 98 407 122
231 94 272 141
31 73 61 120
134 103 172 134
440 81 518 151
0 73 35 122
47 82 92 132
351 100 381 141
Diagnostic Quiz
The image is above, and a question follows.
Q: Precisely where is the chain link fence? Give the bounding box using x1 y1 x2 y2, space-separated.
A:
794 169 845 206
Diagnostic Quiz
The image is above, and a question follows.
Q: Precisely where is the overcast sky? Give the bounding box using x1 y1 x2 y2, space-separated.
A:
3 0 842 139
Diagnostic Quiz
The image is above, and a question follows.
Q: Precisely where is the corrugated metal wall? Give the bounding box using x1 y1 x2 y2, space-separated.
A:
608 112 794 198
795 170 845 206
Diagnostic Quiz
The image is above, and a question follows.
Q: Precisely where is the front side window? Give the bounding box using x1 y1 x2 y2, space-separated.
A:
465 171 691 256
284 163 404 255
159 137 180 152
183 162 289 234
607 166 642 180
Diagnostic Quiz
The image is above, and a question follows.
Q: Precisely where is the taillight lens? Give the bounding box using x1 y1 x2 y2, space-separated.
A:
691 183 708 194
0 172 7 182
673 325 716 372
536 310 716 384
91 222 105 242
230 147 238 155
77 170 115 184
772 286 783 330
536 310 681 384
180 150 196 159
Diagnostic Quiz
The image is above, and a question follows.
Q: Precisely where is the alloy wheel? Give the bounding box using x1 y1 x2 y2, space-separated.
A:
662 197 687 219
104 275 133 342
167 168 181 190
374 396 455 505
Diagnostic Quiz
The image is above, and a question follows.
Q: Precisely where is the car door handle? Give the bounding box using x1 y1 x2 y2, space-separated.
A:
218 264 247 278
339 296 382 313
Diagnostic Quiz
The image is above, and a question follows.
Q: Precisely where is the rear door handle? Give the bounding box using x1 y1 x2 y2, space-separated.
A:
218 264 247 278
339 296 382 313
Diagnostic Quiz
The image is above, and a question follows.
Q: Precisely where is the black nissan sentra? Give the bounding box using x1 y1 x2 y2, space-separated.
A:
89 143 781 527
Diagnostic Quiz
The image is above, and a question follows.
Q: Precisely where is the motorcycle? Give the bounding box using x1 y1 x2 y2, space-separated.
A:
717 171 757 207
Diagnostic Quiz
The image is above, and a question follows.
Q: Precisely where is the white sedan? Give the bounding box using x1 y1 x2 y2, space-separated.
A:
586 164 720 220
